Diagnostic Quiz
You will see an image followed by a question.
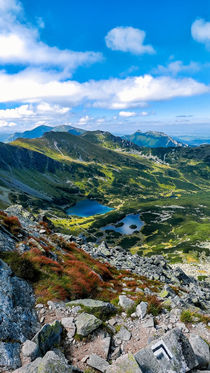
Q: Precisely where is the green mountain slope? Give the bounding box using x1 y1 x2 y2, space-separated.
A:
125 130 185 148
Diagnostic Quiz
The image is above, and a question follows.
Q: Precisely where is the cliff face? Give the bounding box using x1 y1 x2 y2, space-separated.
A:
0 142 65 173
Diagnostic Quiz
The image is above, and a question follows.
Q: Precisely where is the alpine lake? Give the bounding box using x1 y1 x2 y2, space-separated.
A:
66 199 144 235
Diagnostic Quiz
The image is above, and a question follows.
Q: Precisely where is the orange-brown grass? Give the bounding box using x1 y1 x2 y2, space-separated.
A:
2 231 165 306
0 212 22 235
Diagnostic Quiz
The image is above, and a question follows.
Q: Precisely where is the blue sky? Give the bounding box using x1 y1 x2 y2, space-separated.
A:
0 0 210 138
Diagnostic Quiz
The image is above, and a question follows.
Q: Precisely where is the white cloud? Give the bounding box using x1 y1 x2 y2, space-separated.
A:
79 115 91 124
153 60 200 76
141 111 148 116
36 102 70 114
0 0 21 13
0 70 208 110
191 19 210 47
0 104 34 119
119 111 136 117
0 120 16 127
105 26 155 55
0 0 102 75
96 118 105 123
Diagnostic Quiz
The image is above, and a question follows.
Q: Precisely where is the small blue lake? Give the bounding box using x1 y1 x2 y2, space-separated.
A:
101 213 143 235
66 199 114 217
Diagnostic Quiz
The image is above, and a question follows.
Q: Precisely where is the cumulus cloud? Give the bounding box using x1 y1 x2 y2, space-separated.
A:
105 26 155 55
0 102 71 129
119 111 136 117
153 60 200 76
191 19 210 47
0 104 34 119
79 115 91 124
0 0 102 76
36 102 70 114
0 70 208 110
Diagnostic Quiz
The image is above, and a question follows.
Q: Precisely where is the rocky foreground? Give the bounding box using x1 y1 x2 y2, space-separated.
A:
0 205 209 373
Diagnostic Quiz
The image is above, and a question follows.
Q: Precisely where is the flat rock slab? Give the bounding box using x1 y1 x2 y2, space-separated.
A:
87 354 109 372
106 353 143 373
135 328 198 373
75 313 102 337
66 299 116 316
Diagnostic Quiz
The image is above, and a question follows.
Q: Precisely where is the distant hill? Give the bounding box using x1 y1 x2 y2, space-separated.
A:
124 131 186 148
7 124 86 142
80 130 141 152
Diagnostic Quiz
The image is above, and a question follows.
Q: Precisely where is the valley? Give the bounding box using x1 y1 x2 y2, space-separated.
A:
0 128 209 264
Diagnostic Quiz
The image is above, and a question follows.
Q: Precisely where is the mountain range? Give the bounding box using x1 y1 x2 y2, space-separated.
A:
0 124 189 148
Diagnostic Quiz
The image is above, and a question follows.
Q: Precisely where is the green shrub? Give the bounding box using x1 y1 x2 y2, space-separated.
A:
1 252 40 282
180 309 193 323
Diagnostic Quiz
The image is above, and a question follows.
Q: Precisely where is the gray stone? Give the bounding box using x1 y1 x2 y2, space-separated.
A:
66 298 116 316
135 328 198 373
75 313 102 336
119 295 135 310
102 336 111 359
61 317 76 339
189 334 210 369
87 354 109 372
115 326 131 341
106 353 143 373
96 241 112 257
13 350 73 372
22 340 40 361
32 320 63 355
136 302 148 319
0 342 21 371
143 316 155 328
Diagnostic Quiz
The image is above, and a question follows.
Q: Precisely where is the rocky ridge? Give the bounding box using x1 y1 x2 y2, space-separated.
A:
0 205 209 372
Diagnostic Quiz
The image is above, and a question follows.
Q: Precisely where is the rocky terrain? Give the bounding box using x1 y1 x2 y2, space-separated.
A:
0 205 209 372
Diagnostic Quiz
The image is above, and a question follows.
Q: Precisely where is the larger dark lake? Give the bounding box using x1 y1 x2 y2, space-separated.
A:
66 199 113 217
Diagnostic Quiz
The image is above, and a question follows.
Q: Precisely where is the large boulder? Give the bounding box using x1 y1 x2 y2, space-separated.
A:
13 350 74 373
0 342 21 371
66 298 116 317
135 328 198 373
75 312 102 336
32 321 63 355
106 353 143 373
189 334 210 370
0 260 39 371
